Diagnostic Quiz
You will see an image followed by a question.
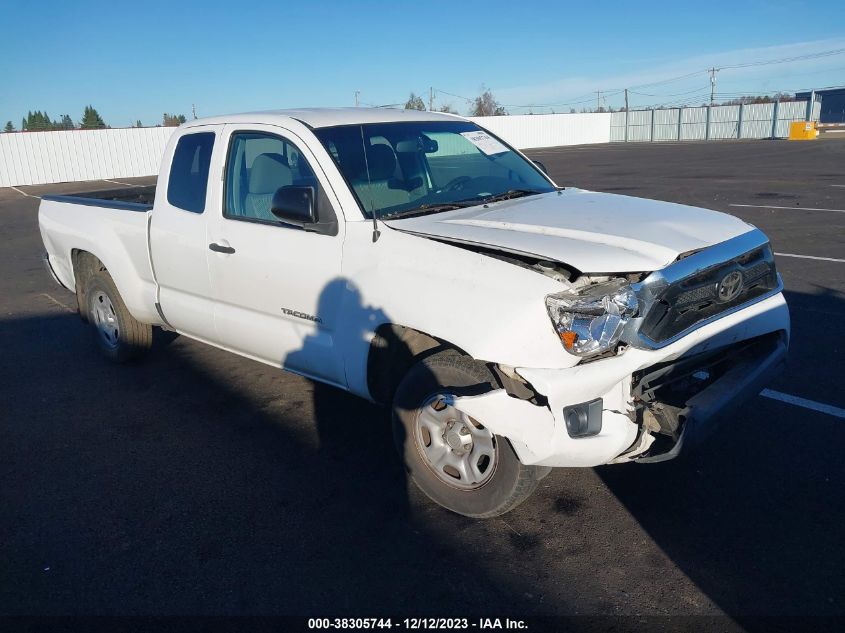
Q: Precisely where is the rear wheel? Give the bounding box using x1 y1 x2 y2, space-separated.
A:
393 352 547 518
85 271 152 362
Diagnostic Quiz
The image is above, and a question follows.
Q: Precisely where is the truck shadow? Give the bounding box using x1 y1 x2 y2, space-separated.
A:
0 306 551 617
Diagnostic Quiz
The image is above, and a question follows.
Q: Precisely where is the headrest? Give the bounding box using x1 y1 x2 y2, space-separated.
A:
365 144 396 181
249 153 292 194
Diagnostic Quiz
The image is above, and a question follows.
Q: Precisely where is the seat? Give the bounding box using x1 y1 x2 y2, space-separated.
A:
352 144 412 213
243 153 292 221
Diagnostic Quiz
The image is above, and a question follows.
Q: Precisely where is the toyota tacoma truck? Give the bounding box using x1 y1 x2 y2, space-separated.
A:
39 108 789 517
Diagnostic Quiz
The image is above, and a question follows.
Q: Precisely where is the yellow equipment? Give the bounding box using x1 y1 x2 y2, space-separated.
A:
788 121 819 140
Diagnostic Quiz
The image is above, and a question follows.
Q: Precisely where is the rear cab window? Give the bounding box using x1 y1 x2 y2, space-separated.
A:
167 132 215 213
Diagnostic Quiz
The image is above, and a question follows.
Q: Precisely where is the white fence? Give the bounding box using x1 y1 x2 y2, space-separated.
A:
0 127 175 187
0 104 817 188
471 112 612 149
609 100 820 143
1 113 610 187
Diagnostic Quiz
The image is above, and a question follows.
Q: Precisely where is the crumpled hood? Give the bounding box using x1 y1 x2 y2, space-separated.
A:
384 188 754 273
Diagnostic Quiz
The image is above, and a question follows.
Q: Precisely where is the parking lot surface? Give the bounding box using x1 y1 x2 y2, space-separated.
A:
1 140 843 623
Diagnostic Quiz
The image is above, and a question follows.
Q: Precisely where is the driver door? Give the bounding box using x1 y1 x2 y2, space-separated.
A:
206 124 346 386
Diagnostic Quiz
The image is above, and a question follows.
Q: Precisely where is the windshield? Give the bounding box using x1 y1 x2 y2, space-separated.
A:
313 120 555 219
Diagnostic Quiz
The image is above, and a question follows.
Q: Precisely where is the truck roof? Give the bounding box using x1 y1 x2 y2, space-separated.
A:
182 107 464 130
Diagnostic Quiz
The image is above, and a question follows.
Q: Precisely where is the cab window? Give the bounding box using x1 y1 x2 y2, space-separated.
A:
224 132 320 223
167 132 215 213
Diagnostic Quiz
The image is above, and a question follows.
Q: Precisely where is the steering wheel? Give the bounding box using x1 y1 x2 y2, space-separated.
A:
442 175 473 192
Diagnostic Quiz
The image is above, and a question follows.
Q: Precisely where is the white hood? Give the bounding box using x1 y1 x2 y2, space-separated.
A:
385 188 754 273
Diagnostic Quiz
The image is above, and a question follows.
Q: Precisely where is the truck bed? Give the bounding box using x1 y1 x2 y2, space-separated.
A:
39 186 160 324
42 185 156 211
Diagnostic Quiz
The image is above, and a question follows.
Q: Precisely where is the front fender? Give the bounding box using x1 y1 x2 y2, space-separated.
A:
339 222 576 399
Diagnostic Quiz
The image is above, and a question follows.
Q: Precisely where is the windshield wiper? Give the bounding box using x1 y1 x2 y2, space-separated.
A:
381 189 545 220
477 189 544 204
381 201 474 220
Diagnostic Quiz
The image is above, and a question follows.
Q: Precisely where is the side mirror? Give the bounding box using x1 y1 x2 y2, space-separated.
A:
271 186 316 227
533 160 549 175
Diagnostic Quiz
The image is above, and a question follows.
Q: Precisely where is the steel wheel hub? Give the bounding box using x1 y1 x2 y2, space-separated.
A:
91 291 119 349
414 395 497 490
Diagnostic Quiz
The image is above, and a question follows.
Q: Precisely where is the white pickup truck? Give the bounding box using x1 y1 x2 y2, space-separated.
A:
40 108 789 517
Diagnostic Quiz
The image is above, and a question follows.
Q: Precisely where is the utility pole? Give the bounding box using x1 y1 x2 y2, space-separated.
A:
191 103 197 120
429 87 434 111
709 67 719 105
624 89 629 142
596 90 601 112
354 91 360 107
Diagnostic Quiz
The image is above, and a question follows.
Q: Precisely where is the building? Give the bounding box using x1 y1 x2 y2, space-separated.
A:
796 88 845 124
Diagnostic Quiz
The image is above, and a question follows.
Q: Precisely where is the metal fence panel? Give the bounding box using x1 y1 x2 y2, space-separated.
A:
610 99 819 143
471 112 611 149
609 111 626 141
0 127 176 187
740 102 776 138
623 109 651 142
679 107 705 140
653 108 679 141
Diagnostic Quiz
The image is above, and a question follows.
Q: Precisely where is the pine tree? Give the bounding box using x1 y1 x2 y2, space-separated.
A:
80 105 106 129
135 120 143 128
21 117 26 131
27 110 53 131
4 121 15 133
60 114 73 130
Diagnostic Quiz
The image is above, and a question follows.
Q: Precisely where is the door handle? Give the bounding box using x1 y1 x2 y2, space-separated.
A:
209 242 236 254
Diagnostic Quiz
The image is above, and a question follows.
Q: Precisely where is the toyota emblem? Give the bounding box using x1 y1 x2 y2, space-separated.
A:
717 270 744 303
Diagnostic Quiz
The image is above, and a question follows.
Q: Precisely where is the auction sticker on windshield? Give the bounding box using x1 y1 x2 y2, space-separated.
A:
460 131 508 155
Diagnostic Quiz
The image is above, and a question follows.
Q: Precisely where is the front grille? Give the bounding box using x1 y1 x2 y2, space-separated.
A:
639 244 779 344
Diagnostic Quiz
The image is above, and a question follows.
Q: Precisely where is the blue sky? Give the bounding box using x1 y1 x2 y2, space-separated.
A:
1 0 844 127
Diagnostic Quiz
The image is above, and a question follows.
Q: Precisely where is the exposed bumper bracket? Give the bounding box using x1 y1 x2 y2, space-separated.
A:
635 333 787 463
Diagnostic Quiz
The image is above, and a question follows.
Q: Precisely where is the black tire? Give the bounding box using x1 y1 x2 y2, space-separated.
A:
84 271 153 362
392 352 546 518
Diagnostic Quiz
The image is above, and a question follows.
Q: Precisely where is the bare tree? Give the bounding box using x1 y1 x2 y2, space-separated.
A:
404 92 426 111
470 88 506 117
720 93 795 106
437 103 458 114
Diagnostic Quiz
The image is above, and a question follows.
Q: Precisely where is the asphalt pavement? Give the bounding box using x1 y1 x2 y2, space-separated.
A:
1 139 843 627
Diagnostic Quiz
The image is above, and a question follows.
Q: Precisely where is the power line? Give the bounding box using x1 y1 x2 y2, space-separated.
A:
409 48 845 116
629 85 712 98
717 47 845 70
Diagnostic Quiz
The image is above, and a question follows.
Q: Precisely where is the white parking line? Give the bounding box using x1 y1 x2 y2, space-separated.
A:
760 389 845 419
831 184 845 188
730 203 845 213
11 186 40 199
775 252 845 263
39 293 74 313
103 178 141 187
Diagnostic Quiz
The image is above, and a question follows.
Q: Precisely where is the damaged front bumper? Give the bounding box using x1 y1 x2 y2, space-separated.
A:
631 331 786 462
453 292 789 468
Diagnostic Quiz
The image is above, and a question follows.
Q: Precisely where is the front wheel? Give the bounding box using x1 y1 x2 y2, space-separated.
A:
393 352 547 518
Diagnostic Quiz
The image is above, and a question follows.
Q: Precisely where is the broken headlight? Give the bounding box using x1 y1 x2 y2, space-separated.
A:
545 279 638 357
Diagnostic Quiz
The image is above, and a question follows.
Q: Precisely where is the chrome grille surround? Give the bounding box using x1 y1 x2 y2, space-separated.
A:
623 229 783 349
